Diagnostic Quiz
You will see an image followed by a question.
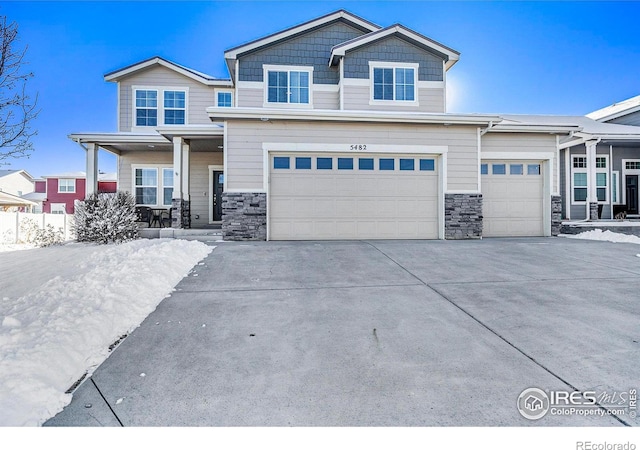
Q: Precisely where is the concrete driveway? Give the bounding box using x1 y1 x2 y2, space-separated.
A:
45 237 640 426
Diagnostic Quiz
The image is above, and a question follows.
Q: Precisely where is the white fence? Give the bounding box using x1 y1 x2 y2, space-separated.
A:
0 212 74 244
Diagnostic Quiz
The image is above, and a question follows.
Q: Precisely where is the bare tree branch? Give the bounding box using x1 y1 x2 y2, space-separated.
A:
0 16 39 164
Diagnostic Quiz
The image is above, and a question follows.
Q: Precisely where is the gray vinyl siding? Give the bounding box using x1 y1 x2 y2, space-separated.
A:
117 65 216 131
314 89 339 109
237 20 366 85
481 133 558 192
343 84 444 113
343 35 444 81
118 150 223 227
608 110 640 126
237 87 263 108
225 120 479 192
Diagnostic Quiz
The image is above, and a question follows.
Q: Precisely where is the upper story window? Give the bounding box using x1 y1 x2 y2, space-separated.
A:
133 87 188 128
264 65 312 107
370 63 418 104
163 91 186 125
58 179 75 193
217 91 233 107
135 90 158 126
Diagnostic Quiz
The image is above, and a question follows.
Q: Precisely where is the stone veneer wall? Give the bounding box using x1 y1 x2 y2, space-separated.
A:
444 193 483 239
551 195 562 236
222 192 267 241
589 202 599 220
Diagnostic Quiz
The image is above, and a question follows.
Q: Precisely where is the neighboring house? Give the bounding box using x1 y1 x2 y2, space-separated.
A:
36 172 117 214
0 191 38 212
0 170 35 198
71 9 634 240
557 95 640 220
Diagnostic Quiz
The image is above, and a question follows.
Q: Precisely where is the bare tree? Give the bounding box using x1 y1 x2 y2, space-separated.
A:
0 16 39 163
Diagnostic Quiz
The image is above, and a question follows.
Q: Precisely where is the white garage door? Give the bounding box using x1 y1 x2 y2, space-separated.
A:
269 153 439 240
481 161 544 237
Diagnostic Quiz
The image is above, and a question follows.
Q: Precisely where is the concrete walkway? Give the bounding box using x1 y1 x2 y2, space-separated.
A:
45 238 640 426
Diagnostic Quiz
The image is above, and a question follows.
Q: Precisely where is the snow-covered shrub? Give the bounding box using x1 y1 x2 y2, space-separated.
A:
74 191 139 244
19 218 64 247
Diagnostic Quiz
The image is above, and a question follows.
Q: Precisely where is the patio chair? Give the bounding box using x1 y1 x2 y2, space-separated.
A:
135 206 152 227
161 208 172 228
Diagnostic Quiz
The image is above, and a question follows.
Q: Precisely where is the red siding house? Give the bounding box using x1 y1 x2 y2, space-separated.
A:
39 172 117 214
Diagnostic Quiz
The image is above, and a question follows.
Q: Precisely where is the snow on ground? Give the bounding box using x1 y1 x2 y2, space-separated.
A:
0 238 212 426
563 229 640 245
0 243 36 253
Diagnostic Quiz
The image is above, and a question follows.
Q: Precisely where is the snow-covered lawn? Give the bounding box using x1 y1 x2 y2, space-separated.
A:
563 229 640 245
0 239 212 426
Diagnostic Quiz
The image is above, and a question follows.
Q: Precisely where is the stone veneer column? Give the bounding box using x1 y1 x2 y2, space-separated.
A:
222 192 267 241
444 193 483 239
589 202 599 220
551 195 562 236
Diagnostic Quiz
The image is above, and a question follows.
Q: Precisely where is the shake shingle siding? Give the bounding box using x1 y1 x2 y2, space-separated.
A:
237 20 367 84
343 36 444 81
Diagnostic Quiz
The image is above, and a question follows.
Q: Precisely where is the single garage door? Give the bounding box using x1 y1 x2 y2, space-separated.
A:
481 161 544 237
269 153 439 240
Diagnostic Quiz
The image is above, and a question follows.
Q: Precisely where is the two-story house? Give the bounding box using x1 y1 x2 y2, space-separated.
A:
71 9 616 241
32 172 117 214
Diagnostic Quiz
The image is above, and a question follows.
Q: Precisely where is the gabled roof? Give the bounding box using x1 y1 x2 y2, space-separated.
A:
224 9 380 82
0 169 34 182
104 56 232 86
586 94 640 122
0 191 37 207
330 23 460 69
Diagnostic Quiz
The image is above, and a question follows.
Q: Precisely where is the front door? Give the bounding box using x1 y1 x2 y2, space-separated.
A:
212 171 224 221
626 175 638 214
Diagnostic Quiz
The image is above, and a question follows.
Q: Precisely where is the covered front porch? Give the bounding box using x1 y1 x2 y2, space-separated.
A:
69 125 225 230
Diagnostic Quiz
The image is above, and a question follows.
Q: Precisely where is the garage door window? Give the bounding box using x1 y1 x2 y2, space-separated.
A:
274 157 290 169
359 158 374 170
480 163 488 175
527 164 540 175
400 159 415 171
510 164 523 175
420 159 435 171
338 158 353 170
380 158 395 170
295 157 311 169
317 158 332 170
492 164 506 175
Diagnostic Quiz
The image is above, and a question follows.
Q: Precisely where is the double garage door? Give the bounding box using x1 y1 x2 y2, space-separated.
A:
481 160 544 237
269 153 439 240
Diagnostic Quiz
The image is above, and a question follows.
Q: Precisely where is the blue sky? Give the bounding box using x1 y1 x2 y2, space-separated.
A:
2 0 640 178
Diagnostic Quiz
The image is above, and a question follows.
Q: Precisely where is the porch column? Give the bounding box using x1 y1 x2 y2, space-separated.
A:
172 137 184 200
181 140 190 200
586 140 599 220
85 143 99 197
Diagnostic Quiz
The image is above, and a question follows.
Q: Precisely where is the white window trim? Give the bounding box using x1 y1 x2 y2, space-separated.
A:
57 178 76 193
570 154 609 205
131 164 174 207
369 61 420 107
132 86 189 131
263 64 314 108
621 159 640 205
215 89 234 107
50 203 67 214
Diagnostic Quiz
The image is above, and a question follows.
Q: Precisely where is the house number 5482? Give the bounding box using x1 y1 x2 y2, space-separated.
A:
350 144 367 151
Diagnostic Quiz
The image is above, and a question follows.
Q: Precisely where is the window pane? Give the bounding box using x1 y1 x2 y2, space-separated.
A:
420 159 435 171
480 163 488 175
163 187 173 205
612 173 618 203
295 157 311 169
136 187 157 205
597 188 607 202
492 164 506 175
573 157 586 168
317 157 332 170
163 168 173 187
596 172 607 187
596 157 607 168
527 164 540 175
574 188 587 202
359 158 374 170
338 158 353 170
273 157 290 169
574 172 587 187
165 110 185 125
218 92 232 107
399 159 414 171
510 164 523 175
379 158 394 170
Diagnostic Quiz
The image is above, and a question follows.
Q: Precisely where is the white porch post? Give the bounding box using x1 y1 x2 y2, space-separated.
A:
172 137 184 200
86 143 99 197
181 140 190 200
586 140 598 220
